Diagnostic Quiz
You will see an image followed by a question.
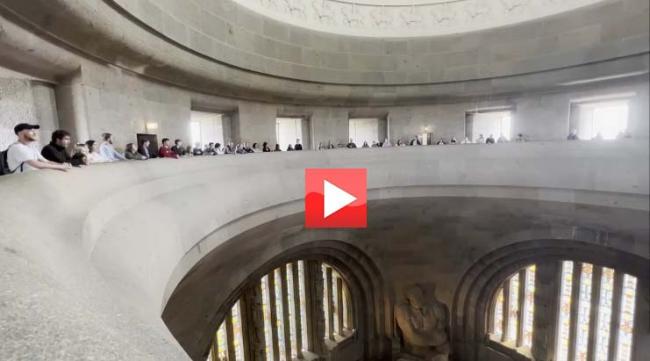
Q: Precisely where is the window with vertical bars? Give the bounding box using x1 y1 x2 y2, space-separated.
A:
208 261 354 361
489 261 638 361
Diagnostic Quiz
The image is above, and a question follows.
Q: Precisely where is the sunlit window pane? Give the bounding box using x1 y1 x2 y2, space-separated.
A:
342 285 350 330
493 287 505 340
261 275 274 361
506 273 520 343
322 264 330 338
575 263 593 361
274 269 287 361
615 274 637 361
216 321 228 361
231 300 245 361
298 261 309 351
286 264 298 359
595 267 615 361
556 260 574 361
522 265 536 349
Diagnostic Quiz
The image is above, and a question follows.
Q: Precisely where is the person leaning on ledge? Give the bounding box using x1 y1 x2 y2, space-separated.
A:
6 123 69 173
158 138 179 159
41 129 83 167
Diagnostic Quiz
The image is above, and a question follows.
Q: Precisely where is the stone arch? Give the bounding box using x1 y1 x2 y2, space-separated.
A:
452 239 649 361
164 240 389 361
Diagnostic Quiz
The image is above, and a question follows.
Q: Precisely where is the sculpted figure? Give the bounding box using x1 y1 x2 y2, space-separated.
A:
395 285 450 361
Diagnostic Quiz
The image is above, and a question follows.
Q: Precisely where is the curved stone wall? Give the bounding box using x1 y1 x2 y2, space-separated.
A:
0 141 647 360
110 0 648 85
0 0 646 104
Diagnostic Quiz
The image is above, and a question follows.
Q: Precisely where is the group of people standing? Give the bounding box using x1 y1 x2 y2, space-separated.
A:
1 123 308 175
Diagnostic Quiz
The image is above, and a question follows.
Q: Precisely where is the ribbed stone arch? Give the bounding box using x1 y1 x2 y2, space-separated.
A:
164 240 389 361
452 239 649 361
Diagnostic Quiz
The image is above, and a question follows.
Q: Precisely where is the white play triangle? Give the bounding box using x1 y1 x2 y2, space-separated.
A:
323 180 357 218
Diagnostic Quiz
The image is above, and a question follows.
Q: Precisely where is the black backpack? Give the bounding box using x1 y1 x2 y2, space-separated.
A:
0 148 10 175
0 145 24 175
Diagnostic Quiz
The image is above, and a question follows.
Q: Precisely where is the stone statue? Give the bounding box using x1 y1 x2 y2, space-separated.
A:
395 284 450 361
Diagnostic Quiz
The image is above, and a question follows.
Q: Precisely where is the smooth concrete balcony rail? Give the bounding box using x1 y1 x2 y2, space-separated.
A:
0 140 648 360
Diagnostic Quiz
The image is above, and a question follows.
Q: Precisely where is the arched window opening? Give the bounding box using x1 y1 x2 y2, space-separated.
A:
208 260 355 361
488 261 638 361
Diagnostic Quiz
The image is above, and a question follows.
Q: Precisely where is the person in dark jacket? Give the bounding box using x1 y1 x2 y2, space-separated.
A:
125 143 147 160
171 139 185 156
294 138 303 151
138 140 152 159
41 129 82 166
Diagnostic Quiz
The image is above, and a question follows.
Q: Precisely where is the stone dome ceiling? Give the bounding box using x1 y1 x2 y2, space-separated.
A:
234 0 606 37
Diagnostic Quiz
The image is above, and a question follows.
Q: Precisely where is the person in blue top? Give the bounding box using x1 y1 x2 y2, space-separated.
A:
98 133 126 161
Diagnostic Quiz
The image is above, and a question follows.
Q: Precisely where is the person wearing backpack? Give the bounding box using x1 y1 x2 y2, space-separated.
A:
6 123 69 173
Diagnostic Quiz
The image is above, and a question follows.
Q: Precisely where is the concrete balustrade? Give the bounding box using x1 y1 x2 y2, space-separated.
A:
0 140 648 360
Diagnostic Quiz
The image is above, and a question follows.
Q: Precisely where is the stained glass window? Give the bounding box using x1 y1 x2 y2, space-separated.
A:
261 275 274 361
615 274 637 361
322 264 330 339
216 321 228 361
595 267 615 361
506 273 520 343
556 260 574 361
493 287 505 341
231 300 245 361
286 264 298 359
575 263 593 361
522 265 536 349
274 268 287 361
298 261 309 351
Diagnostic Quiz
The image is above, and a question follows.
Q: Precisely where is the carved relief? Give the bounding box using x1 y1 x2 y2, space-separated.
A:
395 284 450 361
240 0 604 37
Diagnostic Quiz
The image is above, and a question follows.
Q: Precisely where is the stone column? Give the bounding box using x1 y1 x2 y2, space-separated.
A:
280 266 292 360
502 278 511 343
607 271 624 361
306 260 326 355
226 308 237 361
291 262 304 358
242 283 266 361
531 261 560 361
325 266 334 341
568 262 582 361
586 266 602 361
336 277 344 336
269 271 281 361
516 268 526 347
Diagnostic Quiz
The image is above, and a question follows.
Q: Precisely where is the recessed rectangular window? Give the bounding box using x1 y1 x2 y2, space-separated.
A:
349 118 379 147
190 111 224 147
465 109 512 142
276 117 302 151
574 100 629 140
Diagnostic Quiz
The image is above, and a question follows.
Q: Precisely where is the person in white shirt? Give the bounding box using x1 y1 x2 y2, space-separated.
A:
6 123 69 173
98 133 126 161
382 138 392 147
85 140 109 163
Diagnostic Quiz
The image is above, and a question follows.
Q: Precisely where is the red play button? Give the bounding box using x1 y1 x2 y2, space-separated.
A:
305 168 367 228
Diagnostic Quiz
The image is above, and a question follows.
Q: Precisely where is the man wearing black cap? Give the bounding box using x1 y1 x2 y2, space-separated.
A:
6 123 69 173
